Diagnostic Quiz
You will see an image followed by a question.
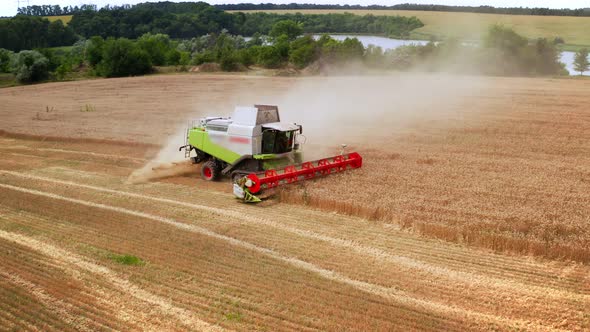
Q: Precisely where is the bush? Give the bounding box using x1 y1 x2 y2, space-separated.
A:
270 20 303 41
257 46 283 68
36 48 62 72
220 53 239 71
11 50 49 83
483 25 527 56
137 33 173 66
97 38 152 77
0 48 13 73
480 26 565 76
192 51 215 65
166 49 181 65
179 51 191 66
289 35 318 68
236 48 256 67
86 36 105 67
319 36 364 63
55 63 71 80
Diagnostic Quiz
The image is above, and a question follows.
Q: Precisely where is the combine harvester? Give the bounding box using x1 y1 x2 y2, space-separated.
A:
179 105 362 202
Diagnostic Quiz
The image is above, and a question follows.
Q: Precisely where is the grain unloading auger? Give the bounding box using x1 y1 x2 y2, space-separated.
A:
179 105 362 203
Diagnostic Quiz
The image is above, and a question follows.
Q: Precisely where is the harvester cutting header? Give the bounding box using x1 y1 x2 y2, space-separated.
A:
180 105 362 202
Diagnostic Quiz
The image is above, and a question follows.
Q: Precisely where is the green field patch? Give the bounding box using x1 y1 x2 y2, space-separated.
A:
109 254 144 266
78 244 145 266
224 312 243 322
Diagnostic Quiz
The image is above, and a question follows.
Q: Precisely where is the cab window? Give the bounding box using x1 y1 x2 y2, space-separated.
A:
262 130 294 154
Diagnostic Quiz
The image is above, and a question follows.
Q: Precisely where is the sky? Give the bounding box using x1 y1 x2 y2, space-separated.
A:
1 0 588 17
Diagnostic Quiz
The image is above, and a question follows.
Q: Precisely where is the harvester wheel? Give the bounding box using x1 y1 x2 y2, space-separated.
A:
201 160 220 181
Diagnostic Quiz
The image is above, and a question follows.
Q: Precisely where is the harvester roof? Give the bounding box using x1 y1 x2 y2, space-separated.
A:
232 105 280 126
262 122 300 131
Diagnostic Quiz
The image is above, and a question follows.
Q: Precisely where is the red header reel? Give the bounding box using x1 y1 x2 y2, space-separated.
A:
246 152 362 194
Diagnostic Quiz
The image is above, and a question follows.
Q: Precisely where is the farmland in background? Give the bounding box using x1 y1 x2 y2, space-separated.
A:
44 15 72 24
231 9 590 50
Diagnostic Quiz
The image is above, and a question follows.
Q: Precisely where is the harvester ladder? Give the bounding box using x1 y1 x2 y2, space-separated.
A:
184 122 191 158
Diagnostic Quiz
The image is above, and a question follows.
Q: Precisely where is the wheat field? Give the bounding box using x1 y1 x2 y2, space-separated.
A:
44 15 73 24
231 9 590 47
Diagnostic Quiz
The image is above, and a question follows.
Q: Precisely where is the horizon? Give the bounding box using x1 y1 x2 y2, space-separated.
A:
2 1 589 17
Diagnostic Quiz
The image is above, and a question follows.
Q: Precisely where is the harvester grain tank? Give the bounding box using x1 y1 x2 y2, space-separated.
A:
180 105 362 202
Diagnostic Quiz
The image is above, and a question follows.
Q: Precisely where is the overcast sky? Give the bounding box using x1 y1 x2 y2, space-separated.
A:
2 0 588 17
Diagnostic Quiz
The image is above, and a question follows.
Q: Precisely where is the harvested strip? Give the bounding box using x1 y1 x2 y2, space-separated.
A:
2 169 587 304
0 146 145 162
0 182 561 330
0 227 224 332
0 267 94 332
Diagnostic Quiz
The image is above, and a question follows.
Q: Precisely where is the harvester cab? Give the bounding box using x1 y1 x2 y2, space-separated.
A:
180 105 362 202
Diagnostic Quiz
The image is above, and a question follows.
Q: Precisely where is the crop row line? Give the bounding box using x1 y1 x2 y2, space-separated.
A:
0 181 564 331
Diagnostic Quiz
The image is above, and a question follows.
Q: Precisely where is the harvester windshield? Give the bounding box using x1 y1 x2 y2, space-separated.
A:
262 130 295 154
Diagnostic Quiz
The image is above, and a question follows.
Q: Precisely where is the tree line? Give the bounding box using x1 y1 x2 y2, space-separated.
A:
2 2 423 52
16 4 97 16
68 2 422 40
17 2 590 18
0 16 77 51
4 21 587 86
0 20 369 82
216 3 590 17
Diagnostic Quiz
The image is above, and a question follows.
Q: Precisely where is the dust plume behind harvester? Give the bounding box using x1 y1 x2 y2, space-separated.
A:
179 105 362 202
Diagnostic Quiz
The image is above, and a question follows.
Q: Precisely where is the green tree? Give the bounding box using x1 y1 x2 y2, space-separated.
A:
289 35 317 68
47 20 77 47
137 33 173 66
86 36 105 67
257 46 283 68
484 25 527 56
574 48 589 75
11 50 49 83
97 38 152 77
319 36 364 63
219 53 239 71
481 25 564 76
236 48 255 67
269 20 303 41
532 38 562 75
0 49 13 73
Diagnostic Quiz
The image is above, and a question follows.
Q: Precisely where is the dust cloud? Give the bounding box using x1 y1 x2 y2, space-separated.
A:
274 73 488 159
127 72 488 183
126 130 194 184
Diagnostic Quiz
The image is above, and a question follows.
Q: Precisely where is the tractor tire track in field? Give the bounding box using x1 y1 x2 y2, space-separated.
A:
0 181 573 331
0 267 95 332
0 146 146 162
1 169 587 305
0 227 225 332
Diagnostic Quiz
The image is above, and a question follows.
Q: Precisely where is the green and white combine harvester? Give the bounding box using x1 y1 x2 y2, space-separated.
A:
179 105 362 202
